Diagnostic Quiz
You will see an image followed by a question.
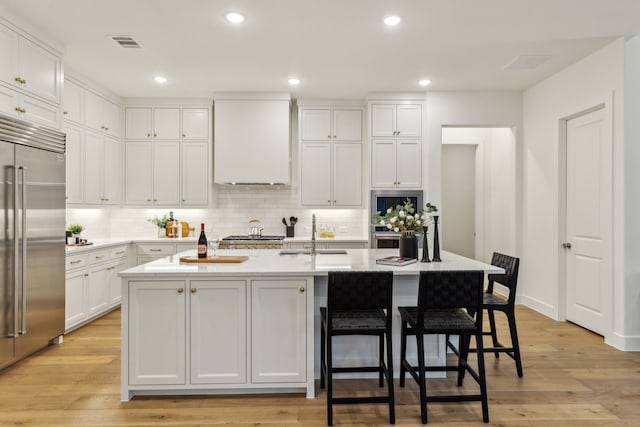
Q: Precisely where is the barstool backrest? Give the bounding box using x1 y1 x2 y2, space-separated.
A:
327 271 393 312
487 253 520 303
416 270 484 325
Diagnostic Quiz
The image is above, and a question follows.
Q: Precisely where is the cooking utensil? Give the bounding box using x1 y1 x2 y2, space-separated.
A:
290 216 298 226
282 217 288 226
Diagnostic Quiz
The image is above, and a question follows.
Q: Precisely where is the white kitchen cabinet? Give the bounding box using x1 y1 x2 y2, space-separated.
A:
190 280 247 384
63 123 83 204
124 140 181 206
182 108 209 140
124 140 152 205
251 279 308 383
84 130 121 205
0 23 62 104
301 108 361 142
62 78 83 124
181 141 209 206
301 142 362 207
65 268 88 328
153 108 180 140
371 103 422 138
108 258 128 306
85 90 120 138
0 84 60 128
128 280 187 386
125 107 152 139
371 139 422 188
87 263 110 316
153 141 181 205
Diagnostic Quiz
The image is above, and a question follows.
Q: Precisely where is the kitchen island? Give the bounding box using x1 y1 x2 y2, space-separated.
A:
119 248 502 401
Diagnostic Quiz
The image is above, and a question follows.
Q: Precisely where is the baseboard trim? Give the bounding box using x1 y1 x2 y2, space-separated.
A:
606 332 640 351
519 295 558 319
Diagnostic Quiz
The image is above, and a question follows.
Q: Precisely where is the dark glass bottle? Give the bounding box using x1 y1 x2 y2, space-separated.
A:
198 223 208 258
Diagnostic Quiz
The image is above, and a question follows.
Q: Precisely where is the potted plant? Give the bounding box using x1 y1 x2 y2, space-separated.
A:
67 224 84 244
148 213 170 238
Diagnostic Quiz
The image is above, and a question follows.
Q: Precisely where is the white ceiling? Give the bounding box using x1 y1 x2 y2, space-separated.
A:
2 0 640 99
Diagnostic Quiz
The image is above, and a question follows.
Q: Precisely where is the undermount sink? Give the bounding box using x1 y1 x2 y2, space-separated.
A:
279 249 348 255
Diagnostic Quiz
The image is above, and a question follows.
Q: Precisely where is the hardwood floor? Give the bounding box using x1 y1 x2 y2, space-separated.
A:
1 306 639 426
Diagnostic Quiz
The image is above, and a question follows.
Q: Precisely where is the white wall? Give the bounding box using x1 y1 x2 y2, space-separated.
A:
623 35 640 347
522 39 626 346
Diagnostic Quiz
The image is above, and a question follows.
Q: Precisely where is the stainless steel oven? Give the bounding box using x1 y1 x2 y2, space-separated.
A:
370 190 423 248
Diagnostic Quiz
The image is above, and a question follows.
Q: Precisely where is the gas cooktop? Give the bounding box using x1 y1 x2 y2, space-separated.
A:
222 235 285 241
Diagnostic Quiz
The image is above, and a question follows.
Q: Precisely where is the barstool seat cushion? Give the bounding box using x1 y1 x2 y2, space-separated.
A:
320 307 387 332
398 307 476 333
483 292 508 306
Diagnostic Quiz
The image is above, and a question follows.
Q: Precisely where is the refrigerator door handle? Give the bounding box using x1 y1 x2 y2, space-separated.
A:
9 165 18 338
19 166 27 335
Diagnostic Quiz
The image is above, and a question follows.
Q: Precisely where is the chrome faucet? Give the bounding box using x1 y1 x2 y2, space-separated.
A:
310 214 317 255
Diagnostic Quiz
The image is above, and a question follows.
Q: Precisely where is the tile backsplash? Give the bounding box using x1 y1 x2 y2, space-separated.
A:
66 185 369 239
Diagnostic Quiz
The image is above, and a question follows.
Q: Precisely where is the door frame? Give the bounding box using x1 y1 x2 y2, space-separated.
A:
557 93 613 339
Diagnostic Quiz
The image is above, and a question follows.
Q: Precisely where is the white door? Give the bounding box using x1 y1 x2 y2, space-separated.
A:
333 143 362 206
190 280 247 384
333 109 362 141
301 143 331 206
251 279 307 383
565 107 610 335
441 144 476 258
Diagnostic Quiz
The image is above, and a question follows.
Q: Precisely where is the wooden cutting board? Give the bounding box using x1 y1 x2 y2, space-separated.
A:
179 255 249 263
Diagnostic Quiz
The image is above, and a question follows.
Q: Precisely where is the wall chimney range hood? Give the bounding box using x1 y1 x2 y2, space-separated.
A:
213 93 291 185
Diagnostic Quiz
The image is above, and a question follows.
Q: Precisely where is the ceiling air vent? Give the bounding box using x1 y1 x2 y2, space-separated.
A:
503 55 550 70
109 35 142 49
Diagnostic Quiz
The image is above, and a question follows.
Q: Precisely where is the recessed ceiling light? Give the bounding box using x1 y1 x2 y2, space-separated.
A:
154 76 167 84
225 12 245 23
288 78 300 86
418 79 431 87
383 15 401 26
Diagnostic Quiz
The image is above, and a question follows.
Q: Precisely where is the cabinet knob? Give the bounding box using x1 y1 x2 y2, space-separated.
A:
14 77 26 84
153 199 157 202
84 273 89 277
191 288 196 293
154 133 157 137
182 134 186 138
333 135 337 138
327 200 331 203
147 199 151 202
177 288 184 294
333 200 336 203
299 287 305 293
105 127 109 131
328 135 331 139
147 133 151 137
63 111 68 115
182 199 186 202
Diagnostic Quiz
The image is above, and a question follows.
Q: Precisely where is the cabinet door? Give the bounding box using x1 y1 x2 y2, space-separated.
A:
251 279 307 383
300 143 331 206
333 143 362 206
103 99 120 138
371 104 396 137
396 104 422 137
62 79 83 124
128 281 186 385
63 123 83 204
0 24 19 87
87 264 109 315
84 90 105 132
396 139 422 188
125 107 152 139
102 136 121 204
65 269 87 330
20 94 59 128
108 260 127 306
0 84 19 118
124 140 153 205
84 130 104 204
333 109 362 141
181 141 208 206
301 109 331 141
371 139 397 188
19 37 61 103
153 108 180 140
182 108 208 140
190 280 247 384
153 141 180 205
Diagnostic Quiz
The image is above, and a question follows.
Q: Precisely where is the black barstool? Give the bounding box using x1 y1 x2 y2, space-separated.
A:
399 270 488 424
320 271 395 425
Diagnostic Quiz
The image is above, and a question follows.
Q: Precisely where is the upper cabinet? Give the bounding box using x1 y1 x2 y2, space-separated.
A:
369 100 424 189
182 108 209 140
125 107 209 141
0 22 62 105
85 90 120 138
62 78 83 124
301 108 362 142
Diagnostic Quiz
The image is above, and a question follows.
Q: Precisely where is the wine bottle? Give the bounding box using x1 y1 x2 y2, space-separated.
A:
198 223 208 258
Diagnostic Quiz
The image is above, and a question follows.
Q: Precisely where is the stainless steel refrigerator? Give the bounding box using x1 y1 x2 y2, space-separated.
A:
0 113 65 370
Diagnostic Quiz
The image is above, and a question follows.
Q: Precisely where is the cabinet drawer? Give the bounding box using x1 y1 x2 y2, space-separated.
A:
137 243 175 256
66 253 87 270
111 245 129 259
87 248 111 265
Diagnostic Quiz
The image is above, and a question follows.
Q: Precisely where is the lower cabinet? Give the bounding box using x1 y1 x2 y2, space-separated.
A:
126 277 311 391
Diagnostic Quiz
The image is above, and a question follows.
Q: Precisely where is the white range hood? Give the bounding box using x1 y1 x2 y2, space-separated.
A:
213 92 290 185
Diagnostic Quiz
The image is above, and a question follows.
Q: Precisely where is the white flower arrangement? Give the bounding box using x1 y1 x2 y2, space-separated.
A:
374 199 438 233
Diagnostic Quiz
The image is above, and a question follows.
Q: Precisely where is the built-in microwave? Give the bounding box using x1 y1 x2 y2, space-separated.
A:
370 190 423 248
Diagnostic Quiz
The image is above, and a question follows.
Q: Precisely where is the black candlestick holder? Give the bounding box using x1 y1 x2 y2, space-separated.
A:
432 215 441 262
420 230 430 262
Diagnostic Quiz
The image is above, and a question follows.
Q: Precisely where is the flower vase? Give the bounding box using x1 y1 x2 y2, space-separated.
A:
399 230 418 259
432 215 441 262
420 230 430 262
157 227 166 238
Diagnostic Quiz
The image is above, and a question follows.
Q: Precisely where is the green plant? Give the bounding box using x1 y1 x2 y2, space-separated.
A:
374 200 438 233
67 224 84 234
148 214 170 229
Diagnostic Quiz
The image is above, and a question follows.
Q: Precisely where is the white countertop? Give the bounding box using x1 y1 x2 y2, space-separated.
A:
119 249 502 278
283 236 368 243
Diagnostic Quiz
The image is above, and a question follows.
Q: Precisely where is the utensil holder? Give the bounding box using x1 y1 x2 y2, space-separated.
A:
286 225 295 238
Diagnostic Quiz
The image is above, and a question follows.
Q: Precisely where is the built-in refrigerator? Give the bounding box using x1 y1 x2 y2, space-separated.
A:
0 113 65 370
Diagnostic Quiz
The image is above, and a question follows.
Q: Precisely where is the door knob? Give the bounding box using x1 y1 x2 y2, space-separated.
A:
562 242 572 249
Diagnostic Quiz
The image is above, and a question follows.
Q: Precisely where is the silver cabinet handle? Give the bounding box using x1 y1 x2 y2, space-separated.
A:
95 255 105 259
149 248 162 252
70 260 82 264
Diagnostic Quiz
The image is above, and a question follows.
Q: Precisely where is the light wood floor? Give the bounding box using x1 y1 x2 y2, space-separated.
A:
1 306 639 426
